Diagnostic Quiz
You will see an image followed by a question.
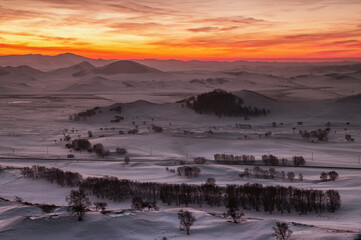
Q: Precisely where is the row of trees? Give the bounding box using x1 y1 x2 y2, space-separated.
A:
21 165 82 187
299 128 331 142
214 154 256 164
214 154 306 166
21 166 341 214
239 167 303 182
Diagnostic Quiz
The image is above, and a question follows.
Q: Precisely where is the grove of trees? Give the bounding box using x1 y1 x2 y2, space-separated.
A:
184 89 269 118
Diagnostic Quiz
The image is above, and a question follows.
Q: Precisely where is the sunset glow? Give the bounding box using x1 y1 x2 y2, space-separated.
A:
0 0 360 60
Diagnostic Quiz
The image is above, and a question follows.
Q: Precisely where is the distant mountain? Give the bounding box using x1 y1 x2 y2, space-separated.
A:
2 65 43 76
95 60 162 74
49 61 96 76
0 53 115 71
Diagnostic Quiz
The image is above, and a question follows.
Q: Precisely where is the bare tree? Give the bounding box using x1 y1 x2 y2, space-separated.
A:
66 189 91 221
178 210 196 235
273 222 292 240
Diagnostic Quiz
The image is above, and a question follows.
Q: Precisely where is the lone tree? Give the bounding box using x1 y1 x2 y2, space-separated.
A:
273 222 293 240
66 189 91 221
178 210 196 235
227 207 244 224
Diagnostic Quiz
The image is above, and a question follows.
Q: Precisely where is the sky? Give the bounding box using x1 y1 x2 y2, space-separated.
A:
0 0 360 60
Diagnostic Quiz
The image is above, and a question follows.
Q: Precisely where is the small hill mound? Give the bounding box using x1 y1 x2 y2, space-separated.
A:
49 61 95 76
95 60 162 75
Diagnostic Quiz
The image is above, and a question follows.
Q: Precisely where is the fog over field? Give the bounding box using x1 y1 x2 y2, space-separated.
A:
0 53 361 240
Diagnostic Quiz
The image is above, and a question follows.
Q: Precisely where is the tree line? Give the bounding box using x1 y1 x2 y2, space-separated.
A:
20 165 340 214
214 154 306 166
239 167 303 182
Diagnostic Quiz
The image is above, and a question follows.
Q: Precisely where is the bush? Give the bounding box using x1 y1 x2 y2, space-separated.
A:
93 143 110 157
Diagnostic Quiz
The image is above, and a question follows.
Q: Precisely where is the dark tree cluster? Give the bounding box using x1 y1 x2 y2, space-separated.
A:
21 165 82 187
299 128 331 142
65 139 92 151
152 125 163 133
292 156 306 166
184 89 269 117
70 107 100 121
214 154 255 164
240 167 289 180
262 154 282 165
21 166 341 214
177 166 201 178
93 143 110 157
320 171 339 181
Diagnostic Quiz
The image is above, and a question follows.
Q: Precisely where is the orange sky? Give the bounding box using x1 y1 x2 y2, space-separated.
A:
0 0 360 60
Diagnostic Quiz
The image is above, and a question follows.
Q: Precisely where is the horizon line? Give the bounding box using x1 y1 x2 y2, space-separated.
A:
1 52 361 63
